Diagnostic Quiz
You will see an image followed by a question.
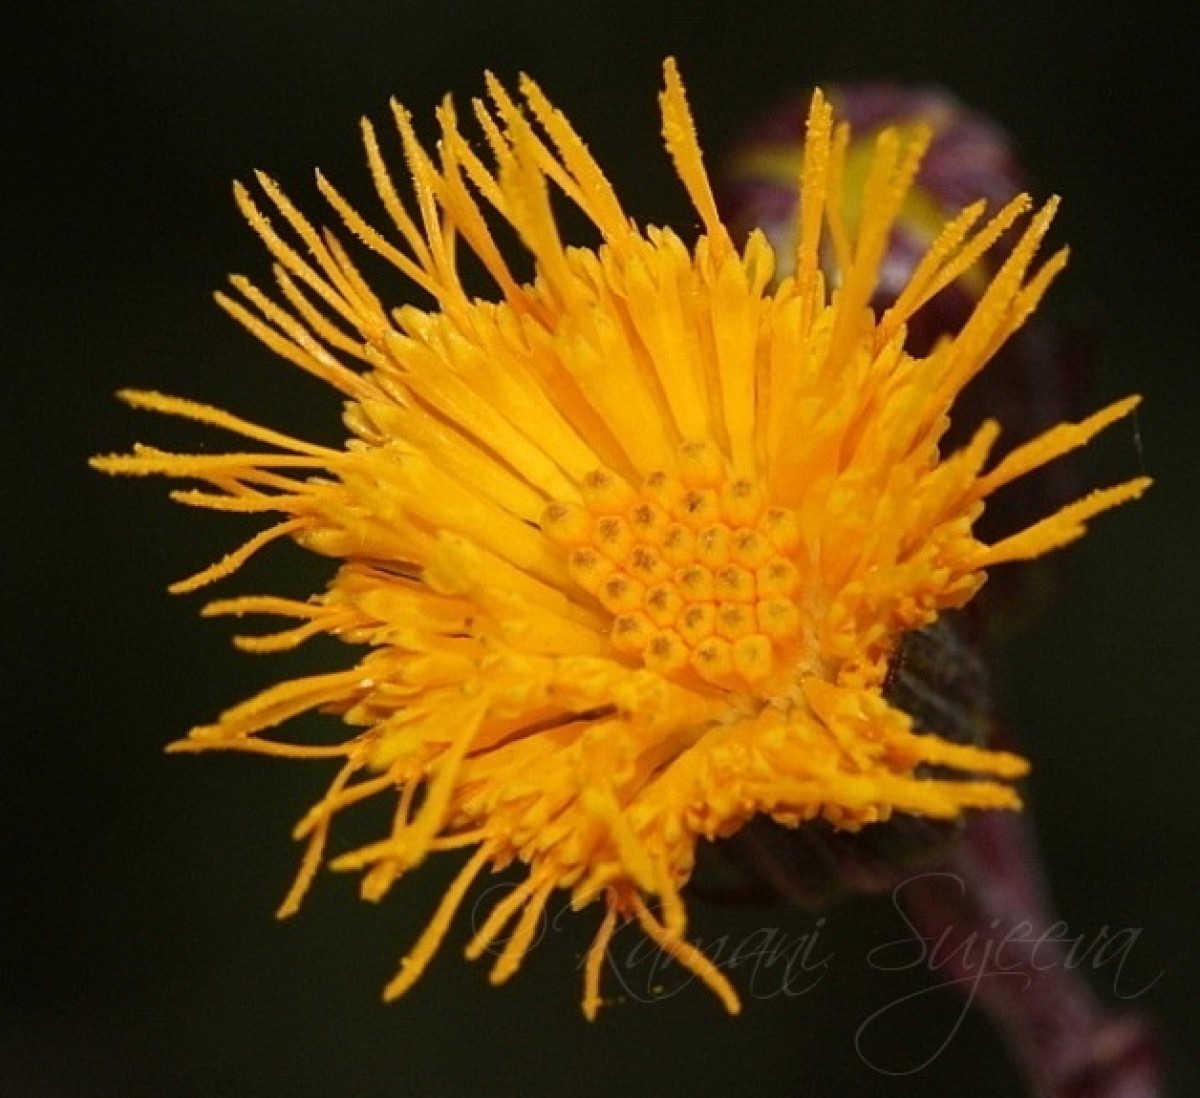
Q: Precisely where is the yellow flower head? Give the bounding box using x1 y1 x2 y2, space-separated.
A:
94 59 1148 1016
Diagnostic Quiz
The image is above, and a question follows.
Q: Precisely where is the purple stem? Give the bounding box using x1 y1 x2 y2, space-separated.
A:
900 810 1161 1097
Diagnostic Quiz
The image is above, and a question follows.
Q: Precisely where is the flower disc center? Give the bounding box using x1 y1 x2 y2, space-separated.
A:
542 441 801 689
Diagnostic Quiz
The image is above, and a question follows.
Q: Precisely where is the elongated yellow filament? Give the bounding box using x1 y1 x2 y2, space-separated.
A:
383 844 494 1001
632 894 741 1015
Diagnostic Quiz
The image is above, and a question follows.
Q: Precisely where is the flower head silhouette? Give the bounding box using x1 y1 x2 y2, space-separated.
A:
93 60 1147 1016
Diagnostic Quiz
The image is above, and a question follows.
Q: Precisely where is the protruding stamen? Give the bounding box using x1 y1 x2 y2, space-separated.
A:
678 439 727 486
691 636 733 682
541 501 593 546
645 630 689 675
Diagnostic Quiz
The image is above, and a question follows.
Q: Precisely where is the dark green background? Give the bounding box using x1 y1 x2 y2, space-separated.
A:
8 2 1197 1095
